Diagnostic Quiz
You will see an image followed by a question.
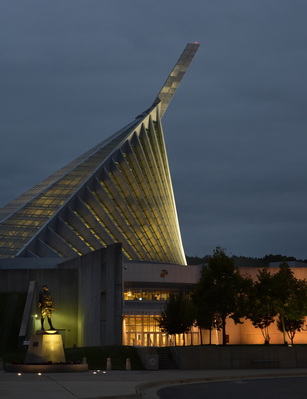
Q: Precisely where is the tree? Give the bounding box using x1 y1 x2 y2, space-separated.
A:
245 268 277 344
277 316 305 345
193 300 222 345
263 254 296 263
273 263 307 344
245 263 307 344
157 291 195 345
186 255 206 265
193 247 250 345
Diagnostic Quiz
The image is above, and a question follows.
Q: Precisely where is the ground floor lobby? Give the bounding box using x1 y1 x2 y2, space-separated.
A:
122 314 307 347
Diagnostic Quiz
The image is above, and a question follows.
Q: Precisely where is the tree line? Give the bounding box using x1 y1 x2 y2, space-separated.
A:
158 247 307 345
186 253 301 267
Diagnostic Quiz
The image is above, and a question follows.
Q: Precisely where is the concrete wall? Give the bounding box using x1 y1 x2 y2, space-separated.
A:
0 265 79 348
60 243 123 347
136 347 158 369
209 315 307 346
176 345 307 369
123 261 201 287
0 243 123 350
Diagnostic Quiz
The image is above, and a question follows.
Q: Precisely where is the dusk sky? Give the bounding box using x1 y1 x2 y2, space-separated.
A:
1 1 307 259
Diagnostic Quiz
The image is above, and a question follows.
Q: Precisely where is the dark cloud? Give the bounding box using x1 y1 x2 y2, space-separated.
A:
1 0 307 259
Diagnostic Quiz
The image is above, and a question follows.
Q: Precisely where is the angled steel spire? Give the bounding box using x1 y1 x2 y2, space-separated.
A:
0 44 199 264
153 42 200 117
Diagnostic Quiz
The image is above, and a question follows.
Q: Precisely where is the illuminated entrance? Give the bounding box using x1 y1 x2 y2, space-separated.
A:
122 315 201 347
123 315 167 346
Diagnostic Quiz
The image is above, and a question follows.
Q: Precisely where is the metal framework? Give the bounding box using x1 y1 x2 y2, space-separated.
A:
0 43 199 264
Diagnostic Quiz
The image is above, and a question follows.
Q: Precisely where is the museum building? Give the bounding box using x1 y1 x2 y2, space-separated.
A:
2 42 307 351
0 43 202 350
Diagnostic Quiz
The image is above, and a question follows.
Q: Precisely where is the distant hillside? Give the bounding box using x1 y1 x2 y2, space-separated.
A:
186 253 301 268
232 256 265 268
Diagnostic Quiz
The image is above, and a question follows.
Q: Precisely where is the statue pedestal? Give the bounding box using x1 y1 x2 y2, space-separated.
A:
5 330 88 372
25 331 66 364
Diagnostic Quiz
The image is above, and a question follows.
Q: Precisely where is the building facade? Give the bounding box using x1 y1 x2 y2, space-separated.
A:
2 42 307 350
0 43 201 350
0 43 200 264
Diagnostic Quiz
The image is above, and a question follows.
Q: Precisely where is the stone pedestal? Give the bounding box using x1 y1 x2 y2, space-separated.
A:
25 331 66 364
5 330 88 372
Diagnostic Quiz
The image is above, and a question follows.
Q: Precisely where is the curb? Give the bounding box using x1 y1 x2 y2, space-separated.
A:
136 371 307 399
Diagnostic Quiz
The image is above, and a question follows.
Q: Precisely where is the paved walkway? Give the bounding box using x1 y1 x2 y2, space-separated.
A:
1 368 307 399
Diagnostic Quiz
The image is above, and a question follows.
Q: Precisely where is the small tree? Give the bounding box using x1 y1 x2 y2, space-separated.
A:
193 304 222 345
193 247 249 345
245 268 277 344
157 291 195 345
277 315 305 345
246 264 307 344
273 263 307 344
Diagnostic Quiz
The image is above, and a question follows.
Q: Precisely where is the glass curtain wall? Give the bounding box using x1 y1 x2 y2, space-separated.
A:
122 315 201 347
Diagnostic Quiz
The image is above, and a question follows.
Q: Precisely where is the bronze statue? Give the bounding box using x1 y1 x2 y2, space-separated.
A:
38 285 56 330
